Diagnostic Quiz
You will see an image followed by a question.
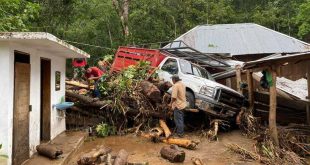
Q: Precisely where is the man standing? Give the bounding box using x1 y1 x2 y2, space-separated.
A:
85 66 104 98
170 75 187 137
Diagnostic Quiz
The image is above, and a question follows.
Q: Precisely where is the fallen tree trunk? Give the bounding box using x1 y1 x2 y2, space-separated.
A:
160 145 185 163
126 109 165 118
36 144 63 159
66 90 109 107
66 81 89 89
139 80 162 103
113 149 128 165
69 106 106 120
159 119 171 138
161 138 199 150
77 146 112 165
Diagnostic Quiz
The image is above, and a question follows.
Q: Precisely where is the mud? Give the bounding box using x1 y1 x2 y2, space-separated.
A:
68 130 260 165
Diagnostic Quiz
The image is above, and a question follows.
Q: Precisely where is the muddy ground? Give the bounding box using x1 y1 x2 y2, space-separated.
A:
68 130 261 165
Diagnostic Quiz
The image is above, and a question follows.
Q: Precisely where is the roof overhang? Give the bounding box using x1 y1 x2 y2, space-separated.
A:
0 32 90 58
243 51 310 70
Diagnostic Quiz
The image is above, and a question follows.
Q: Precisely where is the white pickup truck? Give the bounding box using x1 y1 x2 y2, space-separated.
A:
111 47 245 119
157 57 245 119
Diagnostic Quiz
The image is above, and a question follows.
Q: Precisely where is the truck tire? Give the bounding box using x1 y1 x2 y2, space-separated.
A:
186 91 195 108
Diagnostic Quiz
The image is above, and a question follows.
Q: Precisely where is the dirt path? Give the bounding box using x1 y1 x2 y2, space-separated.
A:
68 130 261 165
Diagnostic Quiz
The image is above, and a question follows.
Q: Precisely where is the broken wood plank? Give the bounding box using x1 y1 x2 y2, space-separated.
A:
236 65 242 94
159 119 171 138
160 145 185 163
246 70 254 109
113 149 128 165
36 144 63 159
269 67 279 146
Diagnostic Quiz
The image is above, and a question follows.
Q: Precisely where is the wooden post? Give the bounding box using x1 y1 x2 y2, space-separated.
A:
246 70 254 109
236 65 242 94
269 67 279 146
307 66 310 125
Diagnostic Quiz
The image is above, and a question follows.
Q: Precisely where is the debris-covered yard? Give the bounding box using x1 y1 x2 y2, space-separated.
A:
62 53 309 165
68 131 258 165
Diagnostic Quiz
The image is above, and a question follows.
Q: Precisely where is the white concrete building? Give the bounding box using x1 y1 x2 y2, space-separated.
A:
0 32 90 165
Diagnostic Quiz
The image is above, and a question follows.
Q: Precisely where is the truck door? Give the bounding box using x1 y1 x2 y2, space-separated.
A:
157 58 178 82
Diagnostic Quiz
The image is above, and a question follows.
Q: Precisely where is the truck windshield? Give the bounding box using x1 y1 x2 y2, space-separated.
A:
179 59 212 80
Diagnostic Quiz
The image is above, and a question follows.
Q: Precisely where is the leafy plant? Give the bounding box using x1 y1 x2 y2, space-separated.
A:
95 123 116 137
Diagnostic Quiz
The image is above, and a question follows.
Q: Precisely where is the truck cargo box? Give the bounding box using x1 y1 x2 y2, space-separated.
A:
111 46 166 72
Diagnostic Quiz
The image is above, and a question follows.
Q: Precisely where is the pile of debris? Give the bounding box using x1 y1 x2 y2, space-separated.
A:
228 111 310 165
66 61 176 134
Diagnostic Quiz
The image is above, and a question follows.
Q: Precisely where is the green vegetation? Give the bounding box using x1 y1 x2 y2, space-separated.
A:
1 0 309 60
95 123 116 137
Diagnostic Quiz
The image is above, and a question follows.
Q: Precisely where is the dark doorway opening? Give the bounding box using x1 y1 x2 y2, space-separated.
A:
13 51 30 165
40 58 51 142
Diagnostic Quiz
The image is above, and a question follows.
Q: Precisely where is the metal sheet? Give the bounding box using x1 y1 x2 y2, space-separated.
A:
166 23 310 56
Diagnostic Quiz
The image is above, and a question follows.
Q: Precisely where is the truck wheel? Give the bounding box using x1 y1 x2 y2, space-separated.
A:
186 91 195 108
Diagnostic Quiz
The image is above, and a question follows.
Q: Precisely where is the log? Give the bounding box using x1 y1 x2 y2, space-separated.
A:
160 145 185 163
139 80 162 103
77 146 112 165
36 144 63 159
66 90 109 107
69 106 105 120
159 119 171 138
126 109 166 118
162 138 199 150
139 131 199 149
113 149 129 165
66 80 89 89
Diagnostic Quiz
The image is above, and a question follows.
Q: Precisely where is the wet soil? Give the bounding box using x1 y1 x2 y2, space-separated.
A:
68 130 261 165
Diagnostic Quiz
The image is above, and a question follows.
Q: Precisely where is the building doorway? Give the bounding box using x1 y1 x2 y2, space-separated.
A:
13 51 30 165
40 58 51 142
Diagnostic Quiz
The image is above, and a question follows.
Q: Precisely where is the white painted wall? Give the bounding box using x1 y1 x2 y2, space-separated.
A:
0 42 15 165
0 42 67 165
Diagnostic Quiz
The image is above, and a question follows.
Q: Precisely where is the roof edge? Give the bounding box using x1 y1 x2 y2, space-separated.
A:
0 32 90 58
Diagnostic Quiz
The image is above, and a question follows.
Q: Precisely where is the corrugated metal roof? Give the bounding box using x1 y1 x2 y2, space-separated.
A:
167 23 310 56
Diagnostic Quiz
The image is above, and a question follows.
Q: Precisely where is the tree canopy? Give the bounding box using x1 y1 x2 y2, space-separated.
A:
1 0 310 60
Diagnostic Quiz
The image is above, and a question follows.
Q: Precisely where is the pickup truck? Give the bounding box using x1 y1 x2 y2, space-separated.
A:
111 47 245 120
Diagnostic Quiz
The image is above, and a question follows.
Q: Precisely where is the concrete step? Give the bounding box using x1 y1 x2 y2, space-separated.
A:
23 131 88 165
